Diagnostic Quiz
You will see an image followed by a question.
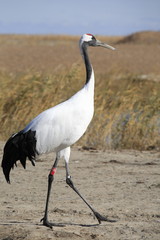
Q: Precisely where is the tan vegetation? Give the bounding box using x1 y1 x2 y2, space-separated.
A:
0 32 160 150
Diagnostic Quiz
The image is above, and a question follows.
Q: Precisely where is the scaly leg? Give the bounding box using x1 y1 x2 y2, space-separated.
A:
40 157 64 228
65 162 116 224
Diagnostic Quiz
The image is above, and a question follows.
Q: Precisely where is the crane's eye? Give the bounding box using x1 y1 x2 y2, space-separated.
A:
91 35 96 41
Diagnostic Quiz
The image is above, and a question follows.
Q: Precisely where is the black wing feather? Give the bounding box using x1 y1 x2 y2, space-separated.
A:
1 130 38 183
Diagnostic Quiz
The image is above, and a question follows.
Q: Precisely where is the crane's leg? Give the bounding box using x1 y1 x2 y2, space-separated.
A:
65 161 116 224
40 156 63 228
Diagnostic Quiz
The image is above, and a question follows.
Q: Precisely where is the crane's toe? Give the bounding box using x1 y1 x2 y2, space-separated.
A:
94 211 117 224
40 217 65 228
41 217 53 229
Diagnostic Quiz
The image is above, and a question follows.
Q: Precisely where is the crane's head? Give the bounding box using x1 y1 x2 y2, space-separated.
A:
80 33 115 50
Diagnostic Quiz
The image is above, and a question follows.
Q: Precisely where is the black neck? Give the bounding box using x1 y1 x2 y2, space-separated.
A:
81 42 92 84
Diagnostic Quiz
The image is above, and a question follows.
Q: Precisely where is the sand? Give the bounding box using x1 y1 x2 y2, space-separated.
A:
0 141 160 240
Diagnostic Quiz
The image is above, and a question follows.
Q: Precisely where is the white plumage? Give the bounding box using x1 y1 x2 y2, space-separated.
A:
2 33 115 228
23 71 94 154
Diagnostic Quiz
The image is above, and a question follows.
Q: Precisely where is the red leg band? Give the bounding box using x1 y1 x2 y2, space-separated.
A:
50 167 57 175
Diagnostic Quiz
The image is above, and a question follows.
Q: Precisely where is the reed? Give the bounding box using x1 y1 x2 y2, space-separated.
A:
0 32 160 150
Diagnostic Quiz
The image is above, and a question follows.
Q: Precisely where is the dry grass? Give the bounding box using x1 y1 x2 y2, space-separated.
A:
0 32 160 150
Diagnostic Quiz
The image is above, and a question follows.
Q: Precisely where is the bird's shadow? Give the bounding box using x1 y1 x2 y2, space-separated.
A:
0 220 99 228
46 222 100 227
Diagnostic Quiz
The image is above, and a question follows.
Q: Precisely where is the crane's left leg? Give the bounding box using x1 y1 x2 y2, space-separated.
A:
40 156 63 228
65 161 116 224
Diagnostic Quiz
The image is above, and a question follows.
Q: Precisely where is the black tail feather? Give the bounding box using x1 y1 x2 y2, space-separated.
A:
1 130 38 183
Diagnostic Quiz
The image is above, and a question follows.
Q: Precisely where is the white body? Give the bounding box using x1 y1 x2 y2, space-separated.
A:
24 71 94 155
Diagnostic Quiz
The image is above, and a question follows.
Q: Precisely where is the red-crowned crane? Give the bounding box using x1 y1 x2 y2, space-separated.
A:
1 34 115 228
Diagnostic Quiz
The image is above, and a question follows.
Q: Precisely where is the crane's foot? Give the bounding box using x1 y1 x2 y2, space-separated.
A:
40 217 65 229
94 211 117 224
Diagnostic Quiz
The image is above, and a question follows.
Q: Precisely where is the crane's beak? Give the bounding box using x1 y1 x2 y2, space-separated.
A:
96 40 115 50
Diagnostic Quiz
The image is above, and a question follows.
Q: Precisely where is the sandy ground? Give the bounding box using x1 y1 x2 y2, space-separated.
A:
0 141 160 240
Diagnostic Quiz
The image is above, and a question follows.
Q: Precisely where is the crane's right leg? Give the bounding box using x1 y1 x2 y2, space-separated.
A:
40 156 63 228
